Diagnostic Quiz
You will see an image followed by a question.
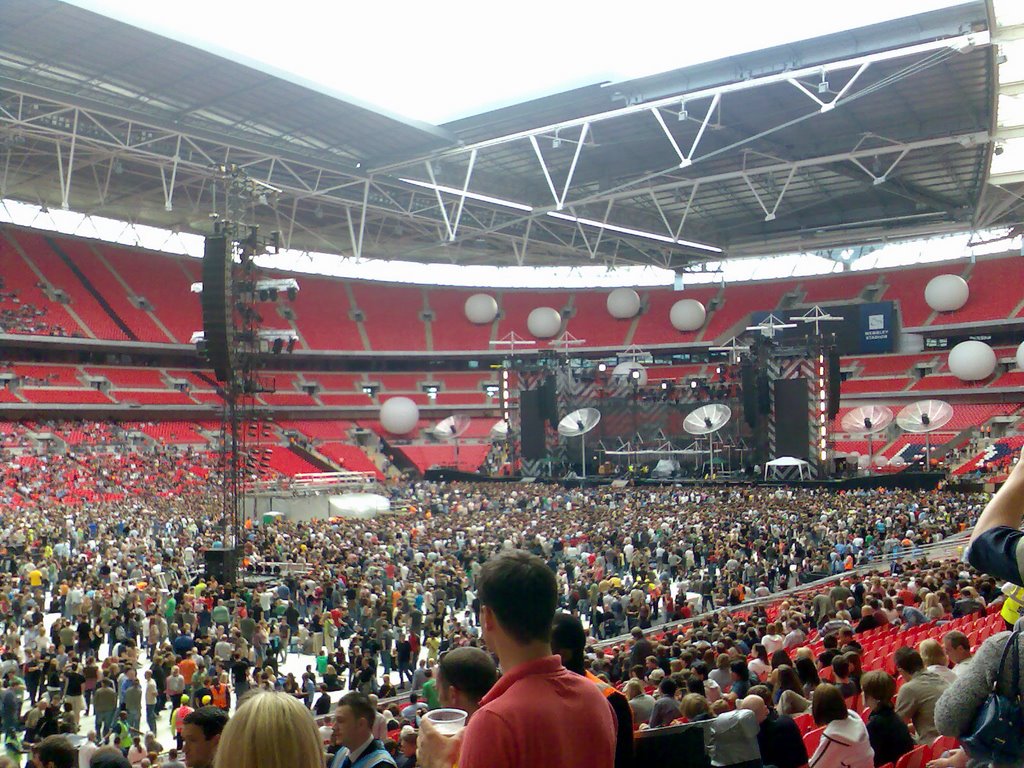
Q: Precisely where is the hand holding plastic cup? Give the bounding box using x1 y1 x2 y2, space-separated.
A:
423 708 467 736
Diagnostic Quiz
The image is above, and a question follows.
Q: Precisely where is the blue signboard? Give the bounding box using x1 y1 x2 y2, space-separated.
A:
858 301 894 353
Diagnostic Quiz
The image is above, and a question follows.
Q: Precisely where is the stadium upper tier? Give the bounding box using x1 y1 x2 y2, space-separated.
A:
1 227 1023 353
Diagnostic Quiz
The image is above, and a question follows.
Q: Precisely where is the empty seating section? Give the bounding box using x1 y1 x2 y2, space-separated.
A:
372 373 426 391
846 354 937 377
431 372 496 391
833 440 871 455
165 370 217 390
122 421 208 444
991 371 1024 388
53 238 169 342
11 364 82 386
632 287 719 346
433 392 488 405
799 272 875 304
316 442 384 478
942 403 1019 431
0 389 22 403
883 433 956 460
881 263 963 328
85 366 167 388
111 390 196 405
259 392 320 407
15 231 130 341
319 393 375 406
20 388 113 404
358 419 430 439
263 446 324 476
289 277 363 351
263 371 302 391
303 372 364 391
840 378 911 394
396 444 490 473
911 374 990 391
565 291 633 348
461 419 497 439
702 281 796 342
96 243 200 342
496 291 569 339
351 284 427 351
0 234 82 337
427 289 495 351
277 420 355 441
931 258 1024 326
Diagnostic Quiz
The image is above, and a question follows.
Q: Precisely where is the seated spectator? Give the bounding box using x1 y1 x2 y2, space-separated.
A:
818 635 841 669
772 665 810 715
831 655 859 699
941 631 973 678
894 647 948 744
691 662 722 703
918 639 957 684
680 693 712 723
807 684 874 768
728 661 752 701
648 678 682 729
396 727 417 768
794 656 821 699
747 644 771 682
709 655 733 694
737 694 808 768
861 670 914 768
624 680 655 727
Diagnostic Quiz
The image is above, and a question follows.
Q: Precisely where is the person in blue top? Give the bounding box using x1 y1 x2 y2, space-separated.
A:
330 693 396 768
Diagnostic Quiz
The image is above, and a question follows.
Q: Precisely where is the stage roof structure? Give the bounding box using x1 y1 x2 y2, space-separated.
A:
0 0 1021 268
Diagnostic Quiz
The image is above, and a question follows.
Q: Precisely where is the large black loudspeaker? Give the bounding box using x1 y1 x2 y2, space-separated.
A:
519 389 546 460
539 378 559 427
201 235 234 382
204 547 239 583
756 371 771 414
827 345 841 419
741 361 758 427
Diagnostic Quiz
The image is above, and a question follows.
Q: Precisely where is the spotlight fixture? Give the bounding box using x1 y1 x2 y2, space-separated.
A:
690 380 698 390
597 362 607 373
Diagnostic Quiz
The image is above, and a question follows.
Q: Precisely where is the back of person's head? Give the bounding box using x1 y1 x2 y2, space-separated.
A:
89 747 131 768
659 678 678 697
860 670 896 708
747 685 773 711
477 551 557 645
893 647 924 676
730 660 750 681
681 693 710 719
550 613 587 675
434 645 497 711
35 736 76 768
822 634 838 650
213 691 321 768
795 656 819 686
918 638 947 668
736 694 769 724
811 683 848 727
691 661 709 679
182 707 229 741
830 655 850 680
624 679 644 699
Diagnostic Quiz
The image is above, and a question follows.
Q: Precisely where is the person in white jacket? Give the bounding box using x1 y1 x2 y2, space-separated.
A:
808 684 875 768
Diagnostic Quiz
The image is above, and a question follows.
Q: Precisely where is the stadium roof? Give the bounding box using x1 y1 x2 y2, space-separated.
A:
0 0 1021 268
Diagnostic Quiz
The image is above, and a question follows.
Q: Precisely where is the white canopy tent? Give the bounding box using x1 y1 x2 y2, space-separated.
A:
764 456 809 480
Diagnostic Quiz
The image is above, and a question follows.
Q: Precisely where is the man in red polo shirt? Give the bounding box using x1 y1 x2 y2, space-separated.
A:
418 550 615 768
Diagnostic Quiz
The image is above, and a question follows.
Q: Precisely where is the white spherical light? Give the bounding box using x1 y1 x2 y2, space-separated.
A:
464 293 498 324
670 299 707 332
924 274 969 313
606 288 641 319
1016 341 1024 371
379 396 420 435
948 340 997 382
611 361 648 386
527 306 562 338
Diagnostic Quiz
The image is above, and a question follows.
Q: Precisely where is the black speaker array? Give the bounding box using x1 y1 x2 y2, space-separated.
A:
756 371 771 414
203 547 239 583
201 235 234 383
827 345 841 419
519 389 547 460
741 360 758 427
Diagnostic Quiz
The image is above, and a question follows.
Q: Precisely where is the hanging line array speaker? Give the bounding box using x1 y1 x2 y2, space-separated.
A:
201 235 235 383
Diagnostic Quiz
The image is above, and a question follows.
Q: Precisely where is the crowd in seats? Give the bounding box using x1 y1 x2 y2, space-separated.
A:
0 238 81 337
123 420 210 445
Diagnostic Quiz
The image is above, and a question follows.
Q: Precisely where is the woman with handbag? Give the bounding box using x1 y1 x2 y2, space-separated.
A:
934 627 1024 767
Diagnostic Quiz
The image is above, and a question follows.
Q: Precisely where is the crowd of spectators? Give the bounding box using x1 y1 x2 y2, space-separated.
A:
0 279 75 338
0 420 1015 768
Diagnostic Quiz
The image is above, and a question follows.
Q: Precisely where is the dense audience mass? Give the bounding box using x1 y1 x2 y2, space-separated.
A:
0 429 1011 768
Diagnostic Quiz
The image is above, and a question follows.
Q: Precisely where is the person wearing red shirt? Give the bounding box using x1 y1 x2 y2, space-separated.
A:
418 550 616 768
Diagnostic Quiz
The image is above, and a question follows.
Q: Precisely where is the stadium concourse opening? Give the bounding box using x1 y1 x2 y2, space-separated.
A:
0 1 1022 768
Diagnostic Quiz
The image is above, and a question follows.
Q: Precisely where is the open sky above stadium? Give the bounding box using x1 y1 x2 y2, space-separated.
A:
69 0 966 125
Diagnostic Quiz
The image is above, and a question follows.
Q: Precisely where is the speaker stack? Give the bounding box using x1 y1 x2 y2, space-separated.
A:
201 234 235 383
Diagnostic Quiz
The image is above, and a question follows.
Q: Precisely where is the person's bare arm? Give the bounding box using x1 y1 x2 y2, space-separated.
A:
970 456 1024 546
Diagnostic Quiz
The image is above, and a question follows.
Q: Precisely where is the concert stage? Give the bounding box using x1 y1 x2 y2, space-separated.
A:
423 468 947 492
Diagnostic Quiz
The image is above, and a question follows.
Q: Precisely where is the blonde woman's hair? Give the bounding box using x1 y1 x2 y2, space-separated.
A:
213 691 323 768
918 638 948 668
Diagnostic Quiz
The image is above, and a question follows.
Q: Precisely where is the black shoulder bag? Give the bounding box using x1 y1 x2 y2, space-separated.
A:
961 629 1024 764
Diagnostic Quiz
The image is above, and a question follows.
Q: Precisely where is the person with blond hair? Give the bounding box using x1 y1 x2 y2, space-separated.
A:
918 639 956 684
212 691 323 768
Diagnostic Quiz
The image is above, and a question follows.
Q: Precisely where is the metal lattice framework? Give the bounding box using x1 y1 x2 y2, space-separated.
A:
1 0 1022 268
